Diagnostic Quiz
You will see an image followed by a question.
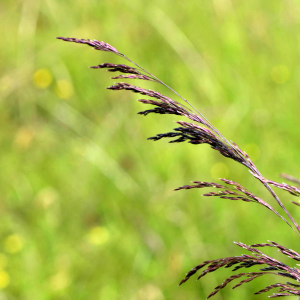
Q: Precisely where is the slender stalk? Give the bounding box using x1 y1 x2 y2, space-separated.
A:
56 37 300 234
118 51 300 235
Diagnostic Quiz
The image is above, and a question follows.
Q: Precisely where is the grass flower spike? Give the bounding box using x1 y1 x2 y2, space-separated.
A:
57 37 300 299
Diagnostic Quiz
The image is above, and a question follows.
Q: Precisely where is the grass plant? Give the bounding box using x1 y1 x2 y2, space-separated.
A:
57 36 300 299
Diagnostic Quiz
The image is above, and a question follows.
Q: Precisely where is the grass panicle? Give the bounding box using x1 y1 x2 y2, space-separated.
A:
180 242 300 298
57 36 300 299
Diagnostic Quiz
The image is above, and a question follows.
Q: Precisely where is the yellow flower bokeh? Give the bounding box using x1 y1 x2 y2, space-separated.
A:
35 187 59 209
33 68 53 89
50 271 70 291
87 226 110 246
0 271 10 289
55 79 73 99
14 127 34 150
4 235 23 254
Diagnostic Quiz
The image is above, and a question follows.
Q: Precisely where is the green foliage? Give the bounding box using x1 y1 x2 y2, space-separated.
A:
1 0 300 299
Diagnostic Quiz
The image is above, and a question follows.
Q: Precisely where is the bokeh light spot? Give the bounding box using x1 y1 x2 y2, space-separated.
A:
35 187 58 209
87 226 110 246
4 235 23 254
210 162 229 179
33 68 53 89
55 79 73 99
0 76 12 91
50 271 70 291
14 127 34 150
134 284 164 300
271 65 290 84
0 271 10 289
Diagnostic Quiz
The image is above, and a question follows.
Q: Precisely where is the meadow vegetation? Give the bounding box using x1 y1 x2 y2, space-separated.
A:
1 0 300 299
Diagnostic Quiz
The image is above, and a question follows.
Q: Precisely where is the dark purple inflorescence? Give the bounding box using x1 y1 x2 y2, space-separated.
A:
180 241 300 299
57 36 300 299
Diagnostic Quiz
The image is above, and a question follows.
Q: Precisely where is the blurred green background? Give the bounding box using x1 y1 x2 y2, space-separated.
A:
1 0 300 299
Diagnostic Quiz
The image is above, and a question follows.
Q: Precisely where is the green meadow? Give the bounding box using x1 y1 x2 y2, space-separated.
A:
1 0 300 299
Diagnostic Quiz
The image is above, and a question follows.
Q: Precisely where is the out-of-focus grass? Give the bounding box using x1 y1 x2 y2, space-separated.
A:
1 0 300 299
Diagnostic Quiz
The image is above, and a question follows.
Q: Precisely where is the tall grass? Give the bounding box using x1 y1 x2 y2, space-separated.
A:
2 1 300 299
57 36 300 298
